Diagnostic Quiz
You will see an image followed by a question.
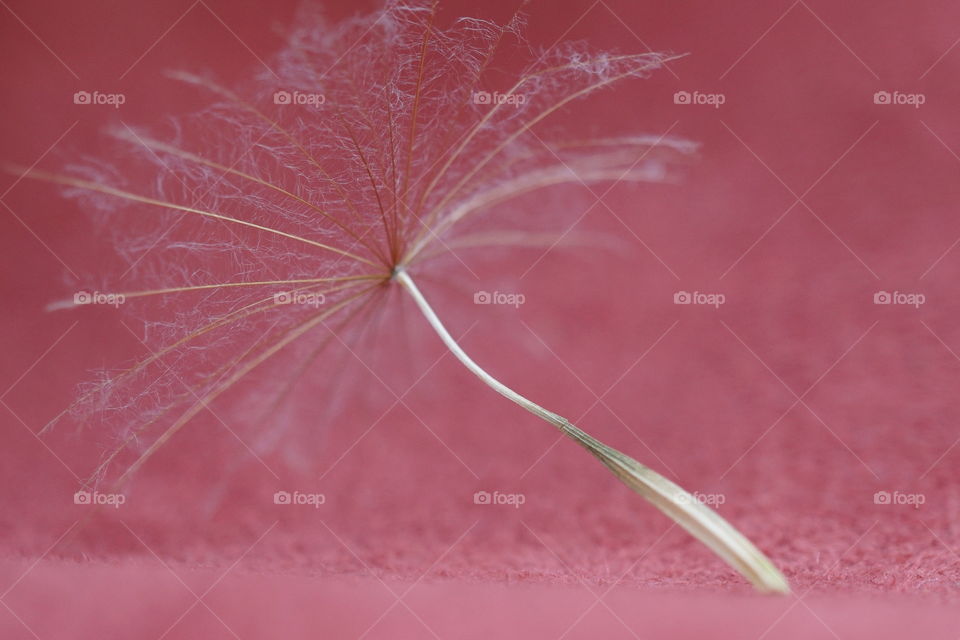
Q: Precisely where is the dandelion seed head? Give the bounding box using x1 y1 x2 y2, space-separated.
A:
40 0 692 491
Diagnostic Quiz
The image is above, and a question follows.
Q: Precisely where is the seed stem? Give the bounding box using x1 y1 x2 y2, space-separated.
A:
395 268 789 594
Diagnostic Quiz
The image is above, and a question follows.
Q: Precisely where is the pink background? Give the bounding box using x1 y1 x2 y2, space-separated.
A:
4 0 960 637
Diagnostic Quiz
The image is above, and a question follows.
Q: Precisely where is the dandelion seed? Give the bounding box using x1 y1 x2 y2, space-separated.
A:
13 0 787 593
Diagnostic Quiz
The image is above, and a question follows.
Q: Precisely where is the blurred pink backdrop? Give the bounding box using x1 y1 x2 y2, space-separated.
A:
3 0 960 637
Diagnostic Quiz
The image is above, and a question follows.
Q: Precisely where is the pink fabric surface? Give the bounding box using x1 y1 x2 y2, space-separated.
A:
3 0 960 638
3 561 959 639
